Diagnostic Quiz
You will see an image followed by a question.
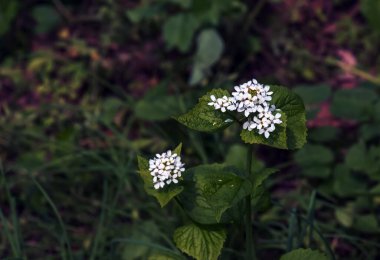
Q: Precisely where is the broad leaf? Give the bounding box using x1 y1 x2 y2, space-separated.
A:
32 5 61 34
241 110 288 149
0 0 19 36
190 29 224 85
137 144 184 207
252 167 278 189
280 248 328 260
333 164 367 197
293 84 331 104
173 223 226 260
295 144 334 167
270 85 307 149
308 126 339 142
178 164 251 224
135 95 182 121
331 88 377 121
175 89 234 132
361 0 380 33
241 85 307 149
251 185 272 212
163 14 199 52
354 214 380 234
224 144 265 173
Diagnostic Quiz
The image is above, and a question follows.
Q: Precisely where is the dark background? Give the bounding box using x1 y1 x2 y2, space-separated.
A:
1 0 380 259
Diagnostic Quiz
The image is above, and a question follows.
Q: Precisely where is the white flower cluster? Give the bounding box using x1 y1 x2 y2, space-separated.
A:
208 78 282 138
149 150 185 190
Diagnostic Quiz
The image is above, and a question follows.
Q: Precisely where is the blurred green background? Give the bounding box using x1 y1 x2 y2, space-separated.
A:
1 0 380 259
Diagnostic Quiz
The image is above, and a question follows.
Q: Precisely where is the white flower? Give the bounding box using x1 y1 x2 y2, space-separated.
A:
148 150 185 190
208 95 237 112
243 106 282 138
231 79 273 117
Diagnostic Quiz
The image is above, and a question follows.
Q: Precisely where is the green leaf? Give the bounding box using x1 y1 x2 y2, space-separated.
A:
293 84 331 104
302 166 331 179
280 248 328 260
345 143 380 179
241 85 307 149
224 144 265 173
331 88 377 121
190 29 224 85
295 144 334 167
361 0 380 33
252 185 272 212
345 142 368 172
137 144 184 207
175 89 234 132
178 164 251 224
252 167 278 189
135 95 182 121
271 85 307 149
241 110 288 149
0 0 19 36
148 252 183 260
173 223 226 260
360 123 380 141
333 164 367 197
335 206 354 228
163 14 199 52
354 214 380 234
308 126 339 142
126 4 163 23
32 5 62 34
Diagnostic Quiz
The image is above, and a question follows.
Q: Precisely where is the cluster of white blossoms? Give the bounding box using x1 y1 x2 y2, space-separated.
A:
149 150 185 190
208 78 282 138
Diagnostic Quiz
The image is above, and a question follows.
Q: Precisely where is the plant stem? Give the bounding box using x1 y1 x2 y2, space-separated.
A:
245 145 256 260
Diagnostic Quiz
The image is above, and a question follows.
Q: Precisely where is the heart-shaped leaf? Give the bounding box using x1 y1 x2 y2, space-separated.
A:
178 164 251 224
173 223 226 260
175 89 234 132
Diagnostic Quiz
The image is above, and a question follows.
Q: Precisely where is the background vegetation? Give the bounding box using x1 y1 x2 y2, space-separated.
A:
1 0 380 259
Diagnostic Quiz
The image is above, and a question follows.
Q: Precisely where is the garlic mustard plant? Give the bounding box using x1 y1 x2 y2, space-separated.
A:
137 78 307 260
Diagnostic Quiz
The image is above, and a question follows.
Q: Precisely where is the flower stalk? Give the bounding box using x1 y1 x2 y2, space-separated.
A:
245 145 257 260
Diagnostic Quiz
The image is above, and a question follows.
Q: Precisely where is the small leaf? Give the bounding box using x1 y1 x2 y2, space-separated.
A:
163 14 199 52
354 214 380 234
137 150 184 207
178 164 251 224
175 89 234 132
335 206 354 228
190 29 224 85
32 5 62 34
280 248 328 260
173 223 226 260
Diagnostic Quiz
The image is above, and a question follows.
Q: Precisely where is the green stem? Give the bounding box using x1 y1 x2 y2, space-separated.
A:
245 145 256 260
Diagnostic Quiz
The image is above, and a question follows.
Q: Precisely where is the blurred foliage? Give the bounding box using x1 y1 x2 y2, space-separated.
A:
1 0 380 259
